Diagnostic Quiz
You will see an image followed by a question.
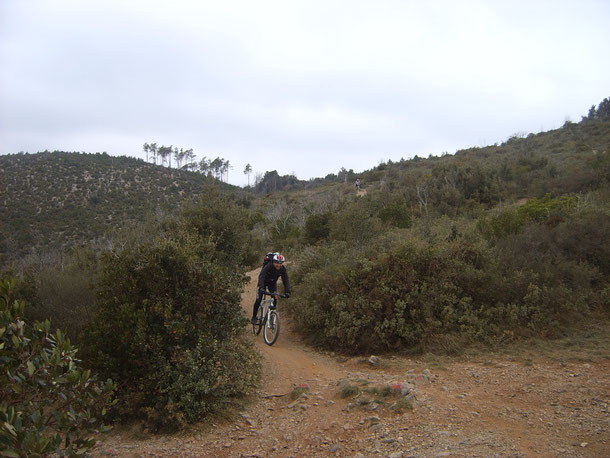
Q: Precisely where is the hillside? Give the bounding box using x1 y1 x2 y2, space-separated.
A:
2 115 608 267
0 151 234 265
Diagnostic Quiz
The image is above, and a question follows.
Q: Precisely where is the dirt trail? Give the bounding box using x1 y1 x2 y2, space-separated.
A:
95 270 610 457
238 270 345 397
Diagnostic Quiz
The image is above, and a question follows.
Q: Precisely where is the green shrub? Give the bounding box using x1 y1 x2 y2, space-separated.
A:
180 184 257 266
340 385 360 398
378 201 412 228
389 396 414 413
81 227 261 430
329 197 384 245
291 239 487 353
303 212 331 244
17 249 100 340
290 208 607 354
0 278 115 457
478 194 578 241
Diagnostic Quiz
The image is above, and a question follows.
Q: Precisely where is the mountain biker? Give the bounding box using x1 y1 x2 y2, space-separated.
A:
251 253 291 324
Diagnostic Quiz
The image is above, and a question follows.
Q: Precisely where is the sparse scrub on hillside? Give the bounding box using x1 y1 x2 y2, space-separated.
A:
0 151 234 266
476 194 578 241
2 99 609 370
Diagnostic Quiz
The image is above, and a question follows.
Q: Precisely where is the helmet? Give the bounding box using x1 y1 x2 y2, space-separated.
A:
273 253 285 264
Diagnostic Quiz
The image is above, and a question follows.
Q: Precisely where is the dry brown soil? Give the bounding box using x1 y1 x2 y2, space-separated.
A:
95 270 610 457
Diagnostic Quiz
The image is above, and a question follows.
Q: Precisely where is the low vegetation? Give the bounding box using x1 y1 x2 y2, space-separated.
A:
287 103 609 354
78 192 262 431
0 279 115 456
290 194 608 354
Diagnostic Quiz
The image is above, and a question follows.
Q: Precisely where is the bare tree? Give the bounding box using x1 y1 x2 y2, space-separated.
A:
173 147 186 169
142 143 150 162
416 183 429 215
149 143 158 165
266 199 296 237
243 163 252 187
158 145 173 167
221 159 231 182
199 156 210 175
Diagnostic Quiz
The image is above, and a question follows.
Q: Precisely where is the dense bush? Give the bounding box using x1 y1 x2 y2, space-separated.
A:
0 278 115 457
378 199 412 228
303 212 331 244
13 248 101 341
329 196 384 245
290 237 490 353
290 205 608 354
477 194 578 241
180 184 259 266
81 226 261 430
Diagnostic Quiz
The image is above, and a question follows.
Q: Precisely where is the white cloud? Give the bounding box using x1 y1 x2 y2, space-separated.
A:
1 0 609 186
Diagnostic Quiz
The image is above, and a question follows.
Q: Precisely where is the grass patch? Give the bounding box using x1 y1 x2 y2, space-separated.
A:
341 385 360 398
380 386 394 397
499 320 610 363
389 396 414 413
341 382 415 413
290 383 310 400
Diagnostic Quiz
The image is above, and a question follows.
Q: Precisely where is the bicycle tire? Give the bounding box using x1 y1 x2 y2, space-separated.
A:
253 305 264 335
263 310 280 345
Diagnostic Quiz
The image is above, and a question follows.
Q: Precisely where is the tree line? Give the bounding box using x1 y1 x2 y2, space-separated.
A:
142 142 233 182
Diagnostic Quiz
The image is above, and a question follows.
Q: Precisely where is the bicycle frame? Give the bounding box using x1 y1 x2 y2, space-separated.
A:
253 291 286 345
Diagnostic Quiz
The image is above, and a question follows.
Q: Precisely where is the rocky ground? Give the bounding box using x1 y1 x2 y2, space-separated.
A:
94 270 610 457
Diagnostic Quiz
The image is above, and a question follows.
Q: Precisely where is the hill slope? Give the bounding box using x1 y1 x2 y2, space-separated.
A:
0 151 230 264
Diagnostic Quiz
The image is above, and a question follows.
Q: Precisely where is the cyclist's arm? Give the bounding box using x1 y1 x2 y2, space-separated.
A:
280 267 291 295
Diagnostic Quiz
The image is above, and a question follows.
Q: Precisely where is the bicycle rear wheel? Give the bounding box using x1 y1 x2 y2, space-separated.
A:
263 310 280 345
253 305 264 335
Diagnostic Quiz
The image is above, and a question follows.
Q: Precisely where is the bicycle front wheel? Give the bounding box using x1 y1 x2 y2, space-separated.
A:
263 310 280 346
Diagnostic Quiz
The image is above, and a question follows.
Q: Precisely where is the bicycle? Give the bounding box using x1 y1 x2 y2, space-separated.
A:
252 290 287 346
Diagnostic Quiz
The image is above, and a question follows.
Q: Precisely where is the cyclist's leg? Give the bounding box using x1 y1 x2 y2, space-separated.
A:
268 281 278 308
252 289 264 323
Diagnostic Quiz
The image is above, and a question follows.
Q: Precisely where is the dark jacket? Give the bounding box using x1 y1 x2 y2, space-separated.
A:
257 262 291 294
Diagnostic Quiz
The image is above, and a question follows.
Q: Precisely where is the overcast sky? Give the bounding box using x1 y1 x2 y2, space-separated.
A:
1 0 609 186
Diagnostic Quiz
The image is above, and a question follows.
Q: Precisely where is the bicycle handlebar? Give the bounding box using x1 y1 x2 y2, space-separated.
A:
260 290 290 298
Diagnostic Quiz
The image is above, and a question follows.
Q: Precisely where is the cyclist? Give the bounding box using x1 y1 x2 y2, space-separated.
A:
251 253 291 324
